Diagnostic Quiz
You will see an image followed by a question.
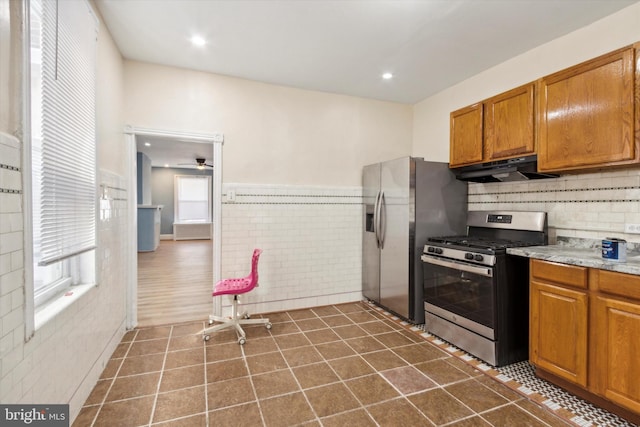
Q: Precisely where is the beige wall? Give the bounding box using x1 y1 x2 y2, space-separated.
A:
412 2 640 160
124 61 413 186
96 9 126 177
0 0 11 132
0 0 21 135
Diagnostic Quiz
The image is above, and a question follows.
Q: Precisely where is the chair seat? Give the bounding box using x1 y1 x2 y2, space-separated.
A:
213 276 253 296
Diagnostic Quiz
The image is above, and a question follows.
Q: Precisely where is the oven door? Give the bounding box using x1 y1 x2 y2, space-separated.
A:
421 254 496 339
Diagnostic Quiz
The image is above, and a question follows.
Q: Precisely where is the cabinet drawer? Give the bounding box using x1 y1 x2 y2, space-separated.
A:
594 269 640 301
531 259 588 289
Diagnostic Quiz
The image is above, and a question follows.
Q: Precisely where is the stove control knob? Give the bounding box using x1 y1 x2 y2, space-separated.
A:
435 248 443 255
474 254 484 262
465 253 474 260
427 247 435 253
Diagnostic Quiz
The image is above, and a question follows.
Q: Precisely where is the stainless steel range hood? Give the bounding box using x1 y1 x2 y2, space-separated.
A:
451 155 558 183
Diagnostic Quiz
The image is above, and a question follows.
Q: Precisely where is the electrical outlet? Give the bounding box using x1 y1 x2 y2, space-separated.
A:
624 223 640 234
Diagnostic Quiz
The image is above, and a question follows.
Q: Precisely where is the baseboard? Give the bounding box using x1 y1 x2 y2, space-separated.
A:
536 367 640 425
160 234 173 240
173 222 212 240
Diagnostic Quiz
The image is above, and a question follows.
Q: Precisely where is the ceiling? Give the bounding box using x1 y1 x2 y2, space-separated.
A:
135 135 214 169
96 0 637 105
106 0 637 168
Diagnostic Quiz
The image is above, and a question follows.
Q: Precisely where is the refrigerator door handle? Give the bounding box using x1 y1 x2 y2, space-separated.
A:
379 191 386 249
374 191 381 248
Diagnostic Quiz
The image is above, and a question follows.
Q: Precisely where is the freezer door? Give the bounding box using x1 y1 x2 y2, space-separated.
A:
412 160 468 323
362 163 380 303
379 157 411 319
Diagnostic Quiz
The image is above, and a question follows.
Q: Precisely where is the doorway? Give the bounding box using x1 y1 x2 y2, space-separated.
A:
125 127 223 329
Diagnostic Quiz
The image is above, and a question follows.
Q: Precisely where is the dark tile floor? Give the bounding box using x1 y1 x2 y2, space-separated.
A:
73 302 573 426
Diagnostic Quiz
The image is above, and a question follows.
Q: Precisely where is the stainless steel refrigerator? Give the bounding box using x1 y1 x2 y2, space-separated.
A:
363 157 467 324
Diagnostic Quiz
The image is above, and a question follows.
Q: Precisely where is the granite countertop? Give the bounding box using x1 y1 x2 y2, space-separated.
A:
508 240 640 276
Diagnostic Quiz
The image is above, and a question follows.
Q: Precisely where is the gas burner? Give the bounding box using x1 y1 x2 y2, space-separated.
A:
427 236 538 251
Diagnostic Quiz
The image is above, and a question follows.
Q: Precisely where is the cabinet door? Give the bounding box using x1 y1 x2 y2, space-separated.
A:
593 296 640 413
530 280 588 387
450 103 483 167
538 47 636 172
484 83 535 161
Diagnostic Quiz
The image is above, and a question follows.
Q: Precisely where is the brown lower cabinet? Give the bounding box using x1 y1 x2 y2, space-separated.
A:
530 259 640 423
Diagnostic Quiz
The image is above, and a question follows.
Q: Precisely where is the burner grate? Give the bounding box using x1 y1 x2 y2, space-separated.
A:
427 235 538 251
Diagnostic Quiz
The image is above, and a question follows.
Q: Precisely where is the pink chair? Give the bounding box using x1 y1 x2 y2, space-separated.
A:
203 249 271 344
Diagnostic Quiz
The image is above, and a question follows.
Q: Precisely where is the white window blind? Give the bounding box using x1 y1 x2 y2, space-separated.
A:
31 0 97 267
175 175 212 223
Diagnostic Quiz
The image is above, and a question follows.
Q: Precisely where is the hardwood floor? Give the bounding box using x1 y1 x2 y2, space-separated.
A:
137 239 214 327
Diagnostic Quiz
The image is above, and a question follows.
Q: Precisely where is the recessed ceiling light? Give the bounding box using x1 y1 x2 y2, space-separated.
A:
144 142 151 146
382 72 393 80
190 35 206 47
164 164 169 168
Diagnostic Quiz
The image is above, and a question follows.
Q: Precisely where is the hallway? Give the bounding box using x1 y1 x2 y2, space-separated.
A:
137 240 213 327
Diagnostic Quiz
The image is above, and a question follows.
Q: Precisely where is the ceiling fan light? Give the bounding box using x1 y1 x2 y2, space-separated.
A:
196 164 205 170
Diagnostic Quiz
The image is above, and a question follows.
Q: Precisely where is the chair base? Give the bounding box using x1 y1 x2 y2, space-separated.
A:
203 295 271 344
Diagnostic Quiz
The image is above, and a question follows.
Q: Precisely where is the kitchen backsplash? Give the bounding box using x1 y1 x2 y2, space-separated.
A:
220 183 363 315
469 168 640 244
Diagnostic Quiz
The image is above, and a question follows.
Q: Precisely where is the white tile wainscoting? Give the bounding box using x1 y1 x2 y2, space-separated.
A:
219 184 363 317
0 132 24 404
216 170 640 320
469 169 640 244
0 146 131 423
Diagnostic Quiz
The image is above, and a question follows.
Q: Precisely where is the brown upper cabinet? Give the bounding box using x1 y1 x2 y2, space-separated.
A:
537 45 640 172
450 83 535 168
450 103 483 167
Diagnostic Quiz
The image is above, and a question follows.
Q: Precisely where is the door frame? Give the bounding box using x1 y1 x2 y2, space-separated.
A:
124 126 224 329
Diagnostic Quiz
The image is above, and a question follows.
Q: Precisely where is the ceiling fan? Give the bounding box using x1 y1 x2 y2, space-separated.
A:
178 158 213 169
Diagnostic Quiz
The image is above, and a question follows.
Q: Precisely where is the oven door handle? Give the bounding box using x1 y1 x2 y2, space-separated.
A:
421 255 493 278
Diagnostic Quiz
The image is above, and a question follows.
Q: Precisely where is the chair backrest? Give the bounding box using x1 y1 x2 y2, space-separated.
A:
250 248 262 286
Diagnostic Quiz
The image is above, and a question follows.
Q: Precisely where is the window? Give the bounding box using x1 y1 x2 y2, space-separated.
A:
174 175 212 223
29 0 98 310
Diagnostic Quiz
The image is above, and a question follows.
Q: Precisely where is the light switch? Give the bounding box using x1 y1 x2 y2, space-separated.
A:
227 189 236 202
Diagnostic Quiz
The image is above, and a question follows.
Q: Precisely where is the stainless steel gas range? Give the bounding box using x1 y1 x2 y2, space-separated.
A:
421 210 547 367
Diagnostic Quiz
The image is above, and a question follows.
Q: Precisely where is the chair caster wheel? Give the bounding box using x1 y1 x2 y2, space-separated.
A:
265 322 272 330
238 337 246 345
203 335 210 342
208 319 214 325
